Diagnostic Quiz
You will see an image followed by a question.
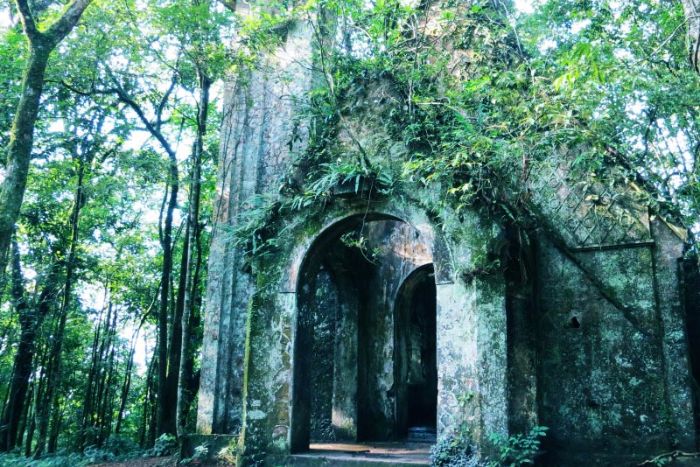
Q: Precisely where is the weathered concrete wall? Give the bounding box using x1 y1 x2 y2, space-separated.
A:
225 200 510 462
536 225 696 464
307 267 339 441
291 218 437 444
196 17 315 436
650 219 696 449
505 231 539 435
683 255 700 442
358 220 433 440
198 6 698 465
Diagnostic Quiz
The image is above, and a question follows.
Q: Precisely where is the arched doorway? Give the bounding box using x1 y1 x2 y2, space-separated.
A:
290 215 434 452
394 264 438 440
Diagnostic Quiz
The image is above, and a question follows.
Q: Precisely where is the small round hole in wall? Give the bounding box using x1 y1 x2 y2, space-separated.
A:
569 316 581 329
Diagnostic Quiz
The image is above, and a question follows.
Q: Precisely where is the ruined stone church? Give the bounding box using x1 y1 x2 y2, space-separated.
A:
190 2 699 466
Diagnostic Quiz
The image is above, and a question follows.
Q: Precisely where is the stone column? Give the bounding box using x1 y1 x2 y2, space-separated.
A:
196 15 315 435
435 213 509 450
651 218 696 449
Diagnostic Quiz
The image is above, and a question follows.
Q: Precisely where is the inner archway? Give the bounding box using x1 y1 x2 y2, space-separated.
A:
394 264 437 440
291 215 434 453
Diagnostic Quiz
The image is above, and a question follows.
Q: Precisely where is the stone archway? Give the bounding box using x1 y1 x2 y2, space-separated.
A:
394 264 438 440
290 214 434 451
263 203 510 460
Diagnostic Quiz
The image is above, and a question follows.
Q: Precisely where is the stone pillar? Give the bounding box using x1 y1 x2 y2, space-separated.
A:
435 213 509 450
651 218 696 449
332 279 359 440
196 14 315 435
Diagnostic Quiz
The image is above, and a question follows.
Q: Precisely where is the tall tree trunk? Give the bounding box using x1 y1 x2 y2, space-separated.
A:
176 72 211 436
104 68 181 438
0 0 92 282
34 160 86 457
16 381 33 449
146 353 158 447
166 217 187 433
24 388 37 457
81 291 109 446
26 338 50 457
156 145 179 436
0 239 32 451
0 240 59 452
139 353 157 448
0 45 49 282
97 305 118 445
115 334 137 434
47 396 62 453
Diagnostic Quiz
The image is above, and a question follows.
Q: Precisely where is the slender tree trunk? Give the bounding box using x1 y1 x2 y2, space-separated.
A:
104 67 181 438
139 353 157 448
16 381 33 449
157 149 179 436
47 397 62 452
81 292 108 445
24 395 36 457
26 339 50 457
34 160 86 457
166 217 187 433
15 383 34 447
115 335 137 434
176 72 211 435
0 242 59 453
0 240 32 451
33 322 56 457
147 354 158 446
94 302 113 430
97 306 118 445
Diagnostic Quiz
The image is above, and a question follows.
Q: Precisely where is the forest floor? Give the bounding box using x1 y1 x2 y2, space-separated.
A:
91 456 235 466
92 456 178 466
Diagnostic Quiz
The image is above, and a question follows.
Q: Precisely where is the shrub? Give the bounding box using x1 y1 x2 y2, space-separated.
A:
151 433 178 457
430 426 480 467
485 426 548 467
102 434 140 457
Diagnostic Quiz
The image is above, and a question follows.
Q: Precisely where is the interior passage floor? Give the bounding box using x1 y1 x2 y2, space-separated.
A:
289 441 432 465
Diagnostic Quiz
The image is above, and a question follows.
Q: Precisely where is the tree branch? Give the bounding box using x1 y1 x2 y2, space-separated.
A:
14 0 39 42
156 70 178 132
45 0 93 46
104 67 177 160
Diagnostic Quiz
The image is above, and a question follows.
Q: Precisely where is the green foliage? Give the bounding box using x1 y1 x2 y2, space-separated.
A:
0 434 145 466
430 426 479 467
430 425 547 467
265 0 699 242
290 160 393 210
0 0 224 456
0 26 27 152
180 444 209 464
150 433 178 457
0 452 91 467
485 426 548 467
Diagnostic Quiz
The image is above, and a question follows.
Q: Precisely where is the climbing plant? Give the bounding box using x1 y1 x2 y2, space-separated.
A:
227 0 698 264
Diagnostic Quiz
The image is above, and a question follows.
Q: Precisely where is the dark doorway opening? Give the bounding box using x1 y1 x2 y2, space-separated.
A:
394 264 438 440
291 216 436 455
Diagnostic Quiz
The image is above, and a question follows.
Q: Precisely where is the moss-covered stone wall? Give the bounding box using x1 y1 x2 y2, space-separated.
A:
195 5 698 465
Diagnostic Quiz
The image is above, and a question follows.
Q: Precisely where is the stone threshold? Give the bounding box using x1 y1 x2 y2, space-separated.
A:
286 441 431 466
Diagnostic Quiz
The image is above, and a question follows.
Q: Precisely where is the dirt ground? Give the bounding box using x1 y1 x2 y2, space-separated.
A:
91 456 235 466
91 456 178 467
